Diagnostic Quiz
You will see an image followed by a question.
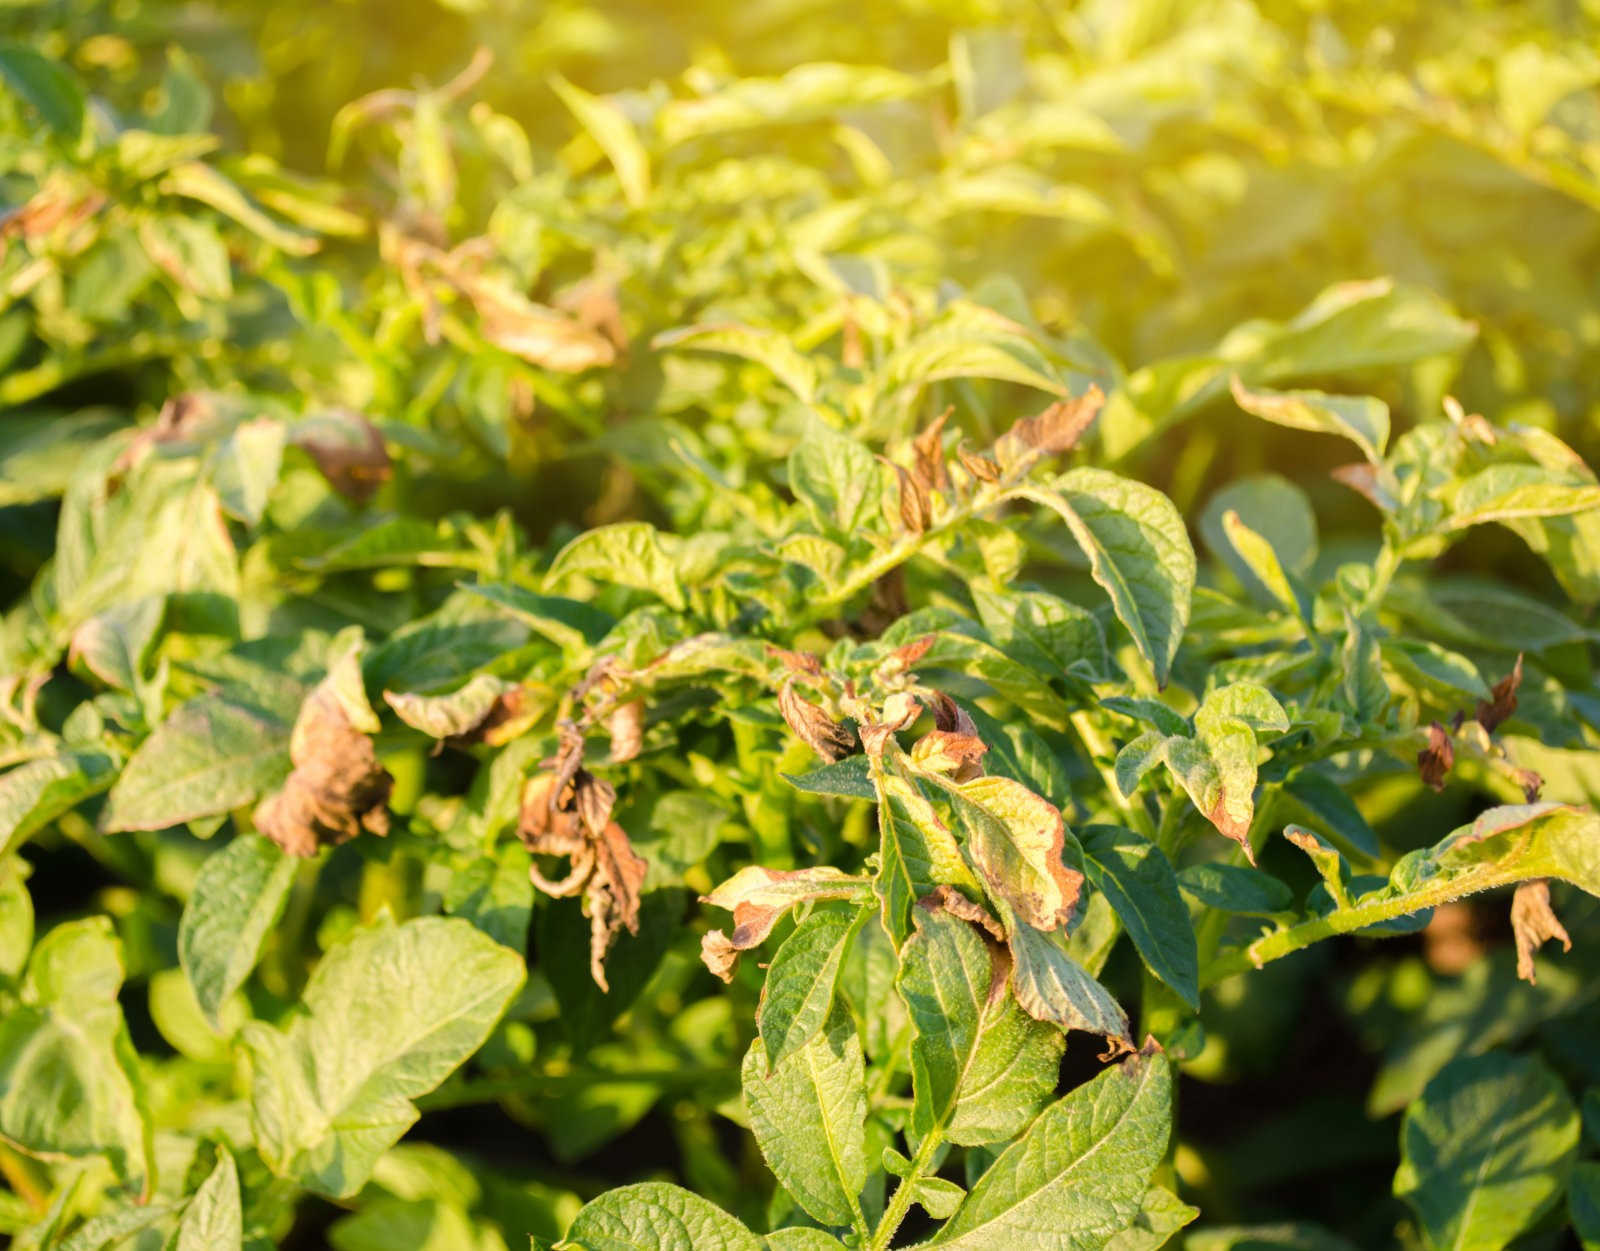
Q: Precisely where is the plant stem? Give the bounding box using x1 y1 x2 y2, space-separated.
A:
869 1124 945 1251
1069 710 1156 839
0 1143 48 1214
1201 859 1532 987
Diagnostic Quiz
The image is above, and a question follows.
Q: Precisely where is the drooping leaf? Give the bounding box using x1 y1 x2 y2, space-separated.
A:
1002 905 1130 1042
243 916 525 1197
1079 825 1198 1009
1229 378 1389 463
936 773 1082 934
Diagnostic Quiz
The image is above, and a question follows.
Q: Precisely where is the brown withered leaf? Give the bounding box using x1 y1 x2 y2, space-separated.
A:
518 769 647 991
765 645 823 678
1329 462 1395 511
888 634 936 672
293 410 392 503
992 385 1104 475
554 272 628 353
928 690 979 737
1418 722 1455 793
859 692 921 758
1422 902 1484 976
699 865 869 982
1477 654 1523 734
886 458 932 534
1514 768 1544 802
778 680 855 762
956 442 1000 485
911 730 987 781
607 699 645 763
919 884 1005 943
1510 878 1571 984
256 678 393 858
912 408 952 492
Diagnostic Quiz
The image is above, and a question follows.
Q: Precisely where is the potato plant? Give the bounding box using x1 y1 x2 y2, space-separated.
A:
2 4 1600 1250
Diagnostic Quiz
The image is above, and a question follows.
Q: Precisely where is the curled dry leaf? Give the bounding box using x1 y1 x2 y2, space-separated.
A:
1477 654 1523 734
292 410 392 503
888 634 936 672
518 768 647 991
765 645 822 678
911 407 951 492
698 865 870 982
778 679 855 762
955 441 1000 485
1418 722 1455 793
860 692 921 757
992 385 1104 475
607 699 645 763
256 674 393 857
911 730 987 781
886 457 932 534
383 674 529 745
1510 878 1571 984
928 690 979 737
1514 767 1544 802
918 883 1005 944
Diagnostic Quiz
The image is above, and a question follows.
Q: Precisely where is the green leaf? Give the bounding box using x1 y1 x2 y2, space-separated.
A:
0 857 31 980
328 1196 479 1251
551 76 651 208
444 843 533 951
788 420 881 535
1080 826 1198 1009
929 1048 1171 1248
898 905 1063 1146
557 1183 761 1251
1446 463 1600 530
384 674 520 738
173 1149 242 1251
0 44 86 136
971 584 1107 678
1394 1051 1578 1251
1229 379 1389 463
546 522 686 611
742 1012 867 1229
0 918 153 1198
759 907 861 1071
0 751 118 859
782 756 875 801
653 324 821 406
242 916 525 1197
211 418 285 526
138 214 233 300
1185 1226 1359 1251
178 833 297 1028
1572 1161 1600 1251
69 594 166 692
1011 470 1195 686
101 695 290 832
461 583 614 653
1175 863 1292 914
764 1230 848 1251
1103 1185 1199 1251
872 767 981 947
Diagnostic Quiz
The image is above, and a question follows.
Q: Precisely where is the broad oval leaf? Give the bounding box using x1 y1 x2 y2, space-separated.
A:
242 916 525 1197
929 1048 1172 1249
558 1183 762 1251
742 1012 868 1229
759 906 862 1071
1394 1051 1578 1251
1080 826 1198 1010
178 833 297 1028
0 749 117 859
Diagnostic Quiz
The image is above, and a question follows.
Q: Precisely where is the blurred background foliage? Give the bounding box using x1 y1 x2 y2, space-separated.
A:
3 0 1600 1246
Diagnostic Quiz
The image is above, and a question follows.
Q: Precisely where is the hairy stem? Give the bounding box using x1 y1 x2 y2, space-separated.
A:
869 1123 945 1251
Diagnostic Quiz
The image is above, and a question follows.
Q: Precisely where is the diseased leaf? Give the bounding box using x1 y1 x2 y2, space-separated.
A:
701 865 872 981
898 904 1063 1146
1229 378 1389 463
178 833 297 1027
742 1012 867 1229
872 766 982 947
1394 1051 1578 1251
928 1048 1171 1248
242 916 525 1197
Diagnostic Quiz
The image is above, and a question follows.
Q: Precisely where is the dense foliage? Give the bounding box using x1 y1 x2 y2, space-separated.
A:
3 1 1600 1248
